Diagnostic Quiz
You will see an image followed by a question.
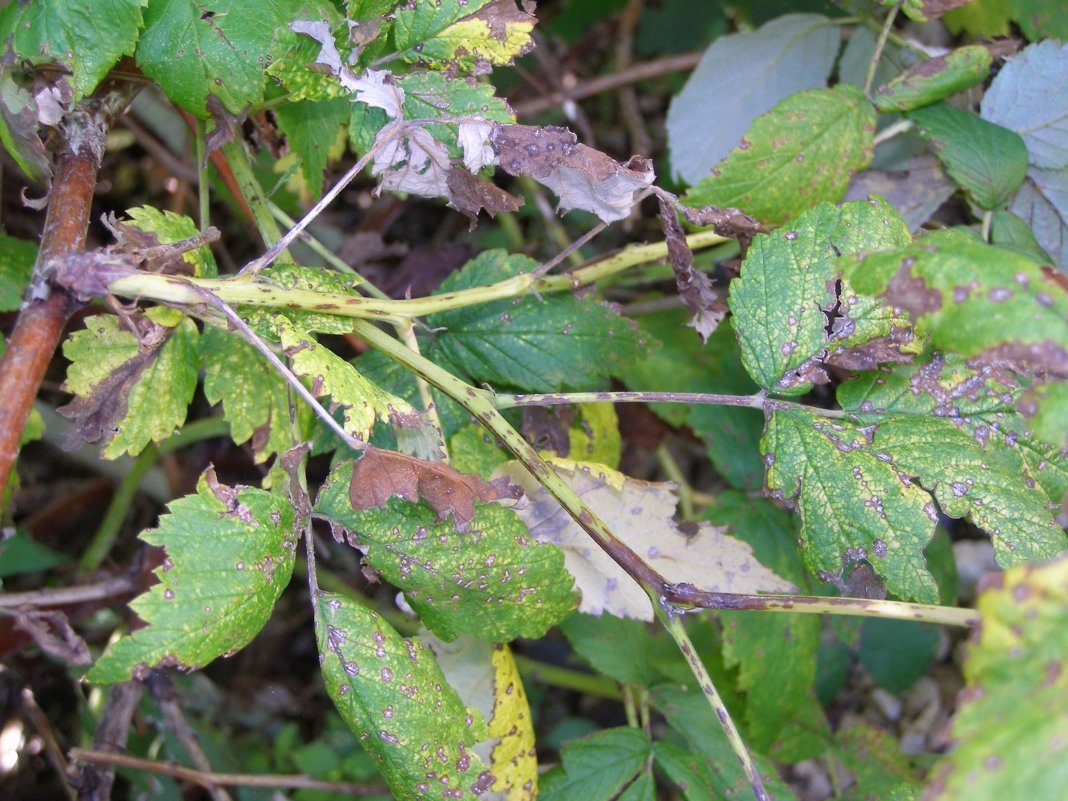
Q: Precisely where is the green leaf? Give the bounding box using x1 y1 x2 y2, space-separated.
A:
266 3 351 102
0 71 52 184
666 14 841 184
393 0 535 73
0 234 36 312
840 237 1068 372
653 740 723 801
728 198 913 395
926 554 1068 801
136 0 288 117
276 316 415 443
62 314 201 459
834 725 921 801
398 70 514 147
313 592 493 801
539 727 652 801
908 103 1027 209
0 531 66 578
423 635 539 801
274 98 348 198
652 685 797 801
448 424 510 480
87 469 297 683
990 210 1053 262
122 205 218 276
560 613 682 687
201 327 293 463
943 0 1012 38
683 85 876 226
0 0 146 99
858 618 939 693
1026 382 1068 450
427 250 651 392
1009 0 1068 39
872 46 992 113
315 462 577 643
763 408 940 603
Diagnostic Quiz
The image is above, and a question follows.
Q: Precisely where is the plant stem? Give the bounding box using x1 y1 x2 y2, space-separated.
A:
0 573 139 608
68 749 389 795
513 656 624 701
104 229 731 322
220 140 285 252
872 117 914 148
194 118 210 232
656 605 770 801
981 209 993 242
863 2 902 96
0 81 138 500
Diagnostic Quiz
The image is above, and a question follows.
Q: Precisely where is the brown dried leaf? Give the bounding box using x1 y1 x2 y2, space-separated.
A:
658 195 726 342
678 202 763 249
447 167 523 225
491 124 654 223
348 448 522 532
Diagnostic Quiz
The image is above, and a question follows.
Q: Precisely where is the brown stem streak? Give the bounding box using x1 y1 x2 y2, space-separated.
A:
0 118 106 497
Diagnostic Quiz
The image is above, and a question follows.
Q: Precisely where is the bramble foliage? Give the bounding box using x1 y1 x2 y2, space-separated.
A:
1 1 1066 800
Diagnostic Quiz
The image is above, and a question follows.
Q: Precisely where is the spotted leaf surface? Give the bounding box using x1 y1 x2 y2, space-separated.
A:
316 463 577 642
120 206 218 277
60 313 200 459
539 727 652 801
87 469 297 683
728 198 913 396
313 592 494 801
276 316 415 443
499 460 793 621
683 85 876 226
763 408 941 603
839 235 1068 377
135 0 289 116
838 350 1068 508
872 45 991 113
202 327 293 463
425 635 538 801
926 555 1068 801
0 0 146 99
427 250 651 392
394 0 535 73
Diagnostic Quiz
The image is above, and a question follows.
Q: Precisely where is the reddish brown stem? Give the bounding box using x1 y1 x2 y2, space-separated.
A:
0 87 137 499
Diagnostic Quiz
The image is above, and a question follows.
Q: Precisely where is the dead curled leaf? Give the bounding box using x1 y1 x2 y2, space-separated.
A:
348 448 522 532
658 195 726 342
447 167 523 225
491 124 654 223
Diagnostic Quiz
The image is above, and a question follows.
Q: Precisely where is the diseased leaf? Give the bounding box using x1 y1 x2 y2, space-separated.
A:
344 448 522 534
666 14 841 184
267 6 351 102
395 0 536 74
835 725 922 800
658 196 725 341
1024 382 1068 449
313 592 494 801
120 206 218 277
316 461 575 642
492 124 654 224
925 554 1068 801
427 250 651 392
539 727 651 801
59 313 200 459
276 316 415 444
873 46 992 113
202 327 293 463
0 0 145 100
839 237 1068 374
423 635 538 801
981 40 1068 171
87 468 297 683
763 409 941 603
447 168 523 223
500 460 793 621
908 103 1028 210
684 85 876 226
1009 0 1068 40
0 234 36 312
136 0 287 117
729 198 914 396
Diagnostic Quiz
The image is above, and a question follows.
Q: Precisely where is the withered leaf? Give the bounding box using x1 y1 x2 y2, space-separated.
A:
348 448 522 532
447 167 523 225
57 322 170 450
658 195 726 341
491 124 654 223
678 202 763 249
